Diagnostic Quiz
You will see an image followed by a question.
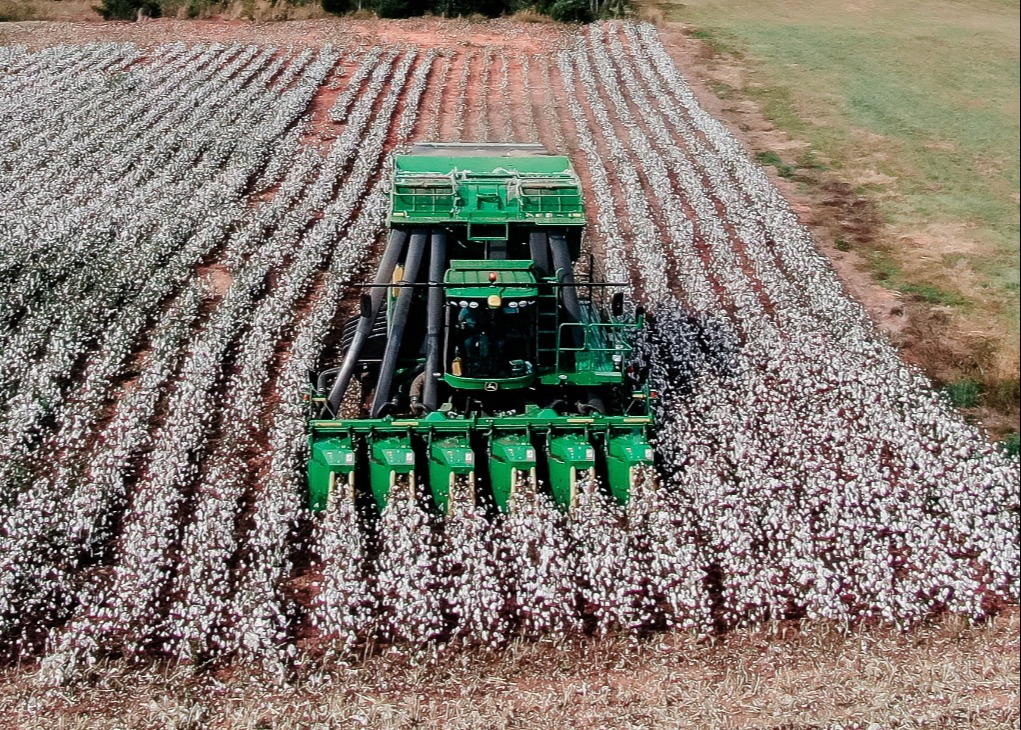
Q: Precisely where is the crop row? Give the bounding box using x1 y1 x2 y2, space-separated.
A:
0 26 1014 679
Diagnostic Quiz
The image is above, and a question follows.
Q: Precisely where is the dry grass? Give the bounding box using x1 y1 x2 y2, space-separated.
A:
0 0 333 22
634 3 664 25
649 0 1020 438
1 609 1016 729
507 8 555 24
223 0 332 22
0 0 100 21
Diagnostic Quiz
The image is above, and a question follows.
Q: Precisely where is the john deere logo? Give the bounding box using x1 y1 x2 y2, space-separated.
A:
485 382 499 392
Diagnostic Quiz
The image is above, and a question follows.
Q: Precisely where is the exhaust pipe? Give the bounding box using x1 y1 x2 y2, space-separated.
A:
322 228 408 418
371 229 428 418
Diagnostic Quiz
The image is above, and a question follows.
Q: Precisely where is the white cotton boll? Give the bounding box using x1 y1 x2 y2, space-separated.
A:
372 483 445 646
493 491 579 637
437 496 510 647
570 475 639 634
2 29 1018 676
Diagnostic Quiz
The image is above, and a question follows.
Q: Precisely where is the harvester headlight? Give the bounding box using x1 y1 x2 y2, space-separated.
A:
459 300 469 308
508 301 519 308
488 294 502 308
468 300 479 309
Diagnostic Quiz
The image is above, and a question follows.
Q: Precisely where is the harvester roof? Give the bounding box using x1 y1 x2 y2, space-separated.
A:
444 259 538 299
390 143 585 228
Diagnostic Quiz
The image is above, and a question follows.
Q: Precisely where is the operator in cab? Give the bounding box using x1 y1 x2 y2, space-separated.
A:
451 298 533 379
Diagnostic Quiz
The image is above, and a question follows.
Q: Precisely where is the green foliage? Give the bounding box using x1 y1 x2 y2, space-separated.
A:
317 0 580 18
431 0 507 16
991 378 1020 409
374 0 413 17
547 0 591 23
898 283 966 307
1001 432 1020 458
186 0 211 17
689 27 738 55
321 0 352 12
755 150 795 179
795 150 828 172
96 0 162 19
942 379 981 409
864 251 967 307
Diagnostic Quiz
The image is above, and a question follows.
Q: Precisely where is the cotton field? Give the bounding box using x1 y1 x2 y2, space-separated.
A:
0 22 1016 682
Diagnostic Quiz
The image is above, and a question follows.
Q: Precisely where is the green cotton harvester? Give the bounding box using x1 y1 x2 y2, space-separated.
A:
307 143 655 515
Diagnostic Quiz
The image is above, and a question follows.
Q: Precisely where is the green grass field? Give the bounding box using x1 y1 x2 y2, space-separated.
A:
658 0 1019 403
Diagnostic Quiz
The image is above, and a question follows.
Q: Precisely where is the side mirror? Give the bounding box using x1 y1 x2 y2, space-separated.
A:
611 291 624 317
359 293 372 320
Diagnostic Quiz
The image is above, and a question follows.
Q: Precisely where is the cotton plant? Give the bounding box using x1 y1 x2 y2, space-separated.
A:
1 27 1016 680
1 45 328 658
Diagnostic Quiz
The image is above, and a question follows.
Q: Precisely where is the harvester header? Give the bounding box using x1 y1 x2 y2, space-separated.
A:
307 143 655 516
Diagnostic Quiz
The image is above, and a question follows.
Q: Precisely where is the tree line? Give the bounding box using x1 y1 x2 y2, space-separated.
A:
96 0 627 22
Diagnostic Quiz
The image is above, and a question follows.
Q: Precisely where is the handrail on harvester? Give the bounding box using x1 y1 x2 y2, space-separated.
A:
347 280 632 289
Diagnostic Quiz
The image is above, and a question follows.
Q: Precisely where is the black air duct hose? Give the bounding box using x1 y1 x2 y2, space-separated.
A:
322 228 408 418
549 232 583 349
529 229 550 277
371 229 428 418
422 228 446 412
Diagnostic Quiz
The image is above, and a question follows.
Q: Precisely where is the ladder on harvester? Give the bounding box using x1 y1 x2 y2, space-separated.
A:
535 279 560 372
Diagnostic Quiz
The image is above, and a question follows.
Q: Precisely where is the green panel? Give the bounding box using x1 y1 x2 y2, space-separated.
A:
310 411 652 435
307 414 654 510
537 371 624 387
442 372 536 391
547 433 596 510
428 435 475 513
390 153 585 226
488 434 537 513
395 154 577 176
606 431 655 504
445 259 538 299
308 436 356 511
369 436 416 510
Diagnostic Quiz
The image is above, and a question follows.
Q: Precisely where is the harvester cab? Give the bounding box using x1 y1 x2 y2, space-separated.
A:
307 143 655 515
444 260 538 383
